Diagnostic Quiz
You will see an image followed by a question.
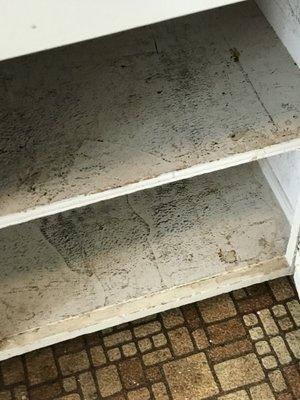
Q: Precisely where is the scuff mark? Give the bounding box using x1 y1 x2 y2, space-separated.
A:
126 196 163 286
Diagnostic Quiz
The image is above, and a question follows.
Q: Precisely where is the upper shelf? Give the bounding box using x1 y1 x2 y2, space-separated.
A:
0 1 299 229
0 0 244 61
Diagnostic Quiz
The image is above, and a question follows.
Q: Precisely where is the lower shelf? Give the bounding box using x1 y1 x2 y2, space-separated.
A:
0 162 291 360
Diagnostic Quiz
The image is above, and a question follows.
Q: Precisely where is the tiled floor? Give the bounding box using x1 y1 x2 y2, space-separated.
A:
0 277 299 400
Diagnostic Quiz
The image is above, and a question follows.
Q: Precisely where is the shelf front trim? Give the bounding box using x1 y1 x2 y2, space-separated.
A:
1 138 299 229
0 257 291 361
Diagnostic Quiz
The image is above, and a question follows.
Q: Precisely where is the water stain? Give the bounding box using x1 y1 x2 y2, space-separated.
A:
218 249 237 263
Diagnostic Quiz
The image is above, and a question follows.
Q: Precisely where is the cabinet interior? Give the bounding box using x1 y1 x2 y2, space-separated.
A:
0 0 299 360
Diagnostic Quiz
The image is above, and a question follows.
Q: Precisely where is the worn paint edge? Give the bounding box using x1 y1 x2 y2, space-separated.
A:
286 197 300 266
294 250 300 296
0 256 291 361
1 138 300 230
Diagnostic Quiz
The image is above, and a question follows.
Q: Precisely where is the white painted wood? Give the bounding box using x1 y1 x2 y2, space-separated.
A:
0 1 299 229
0 258 291 361
0 163 290 360
255 0 300 282
0 0 245 61
286 197 300 266
260 153 300 288
260 152 300 269
256 0 300 67
264 151 300 215
294 250 300 296
259 153 300 225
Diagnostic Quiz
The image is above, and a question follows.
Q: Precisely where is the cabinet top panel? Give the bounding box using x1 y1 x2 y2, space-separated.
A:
0 0 244 61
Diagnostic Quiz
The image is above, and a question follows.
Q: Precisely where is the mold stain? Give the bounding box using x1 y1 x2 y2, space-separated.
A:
230 47 240 62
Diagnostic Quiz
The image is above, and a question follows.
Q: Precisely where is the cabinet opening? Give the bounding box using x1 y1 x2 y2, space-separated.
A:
0 161 291 360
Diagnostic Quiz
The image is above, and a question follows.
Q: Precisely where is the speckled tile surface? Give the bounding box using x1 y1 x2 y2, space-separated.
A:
0 277 299 400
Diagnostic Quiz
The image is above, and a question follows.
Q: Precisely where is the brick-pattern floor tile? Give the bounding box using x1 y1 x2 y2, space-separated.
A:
161 309 184 329
145 366 163 383
127 387 150 400
13 384 28 400
286 300 300 326
96 365 122 397
257 309 279 336
192 328 209 350
103 330 132 347
122 342 137 357
214 354 265 391
89 345 106 367
152 333 167 348
134 321 162 338
282 364 300 398
54 337 85 356
268 370 287 392
232 288 247 300
181 304 200 330
78 371 98 400
270 337 292 365
119 358 145 389
277 393 294 400
249 382 275 399
272 304 287 318
208 338 252 362
59 350 89 376
261 355 277 369
285 329 300 358
278 316 293 331
63 377 77 392
198 293 236 323
107 347 121 362
269 278 295 301
26 348 57 385
208 317 246 345
164 353 219 399
249 326 264 341
237 293 273 313
29 382 62 400
167 327 193 356
138 338 152 353
1 357 24 385
143 349 172 366
255 340 271 355
243 313 258 326
152 382 169 399
218 390 250 400
0 391 11 400
0 278 298 400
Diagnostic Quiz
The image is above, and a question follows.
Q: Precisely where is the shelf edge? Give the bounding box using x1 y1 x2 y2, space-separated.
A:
0 256 291 361
1 138 300 230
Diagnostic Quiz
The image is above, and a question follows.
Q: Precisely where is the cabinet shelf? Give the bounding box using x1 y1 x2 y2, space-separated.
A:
0 162 291 360
0 1 299 229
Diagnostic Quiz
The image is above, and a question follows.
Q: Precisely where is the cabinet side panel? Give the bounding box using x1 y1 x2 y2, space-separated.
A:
294 250 300 295
256 0 300 66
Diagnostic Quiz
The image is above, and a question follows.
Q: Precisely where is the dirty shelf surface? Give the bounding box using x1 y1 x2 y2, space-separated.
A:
0 162 290 359
0 0 299 228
